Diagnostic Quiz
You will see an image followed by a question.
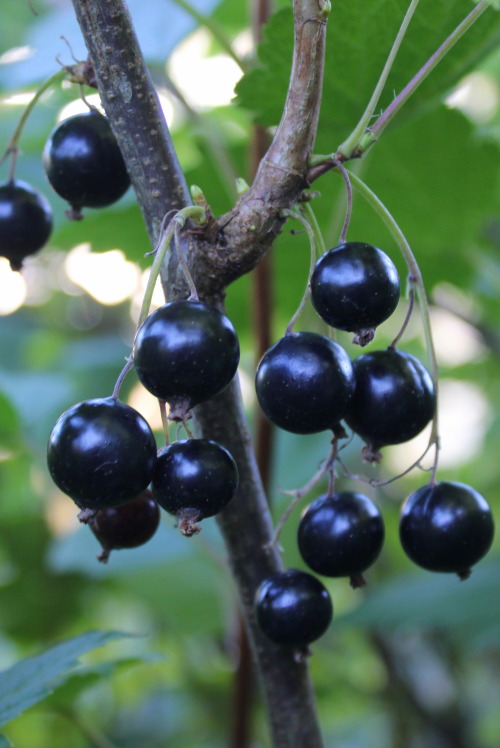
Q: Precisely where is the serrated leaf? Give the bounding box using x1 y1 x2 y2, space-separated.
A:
236 1 500 146
0 631 134 727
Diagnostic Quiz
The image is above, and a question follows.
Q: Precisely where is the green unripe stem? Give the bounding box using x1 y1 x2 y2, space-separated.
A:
337 0 421 159
356 0 490 155
346 169 440 460
283 204 319 334
138 205 205 327
0 69 66 180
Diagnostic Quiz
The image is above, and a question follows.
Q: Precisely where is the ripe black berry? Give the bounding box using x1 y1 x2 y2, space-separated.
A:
0 179 53 270
255 331 354 434
345 348 435 457
88 489 161 563
152 439 238 536
47 396 157 511
43 109 130 218
133 300 240 421
297 492 385 588
399 481 495 579
310 242 400 345
254 568 333 648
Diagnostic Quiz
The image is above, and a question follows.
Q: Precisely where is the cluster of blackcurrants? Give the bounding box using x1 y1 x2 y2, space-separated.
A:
47 298 242 556
253 242 495 651
0 108 130 270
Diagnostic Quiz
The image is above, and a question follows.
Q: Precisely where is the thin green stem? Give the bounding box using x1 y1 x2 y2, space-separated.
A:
358 0 490 154
159 400 170 444
137 206 205 328
346 169 440 452
283 207 317 334
301 200 327 256
171 0 248 71
337 0 421 158
0 70 66 179
174 221 199 300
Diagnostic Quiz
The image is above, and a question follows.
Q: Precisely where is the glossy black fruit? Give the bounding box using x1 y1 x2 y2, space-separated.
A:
254 568 333 648
133 300 240 420
88 489 161 563
297 492 385 587
47 396 157 510
43 110 130 217
310 242 400 345
0 179 53 270
255 331 354 434
345 348 435 454
399 481 495 579
152 439 238 535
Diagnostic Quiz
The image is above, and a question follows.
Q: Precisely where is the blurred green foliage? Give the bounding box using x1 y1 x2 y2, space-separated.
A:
0 0 499 747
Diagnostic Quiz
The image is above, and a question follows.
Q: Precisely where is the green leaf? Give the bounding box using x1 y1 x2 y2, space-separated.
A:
0 631 134 727
340 557 500 651
236 1 500 146
0 392 19 450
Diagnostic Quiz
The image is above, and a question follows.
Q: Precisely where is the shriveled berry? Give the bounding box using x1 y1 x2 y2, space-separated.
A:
133 300 240 421
47 396 157 511
297 492 385 587
255 331 354 434
254 569 333 648
310 242 400 345
152 439 238 535
0 179 53 270
88 489 161 563
399 481 494 579
43 109 130 217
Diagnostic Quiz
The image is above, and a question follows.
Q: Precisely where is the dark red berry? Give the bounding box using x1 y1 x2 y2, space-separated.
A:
310 242 400 345
345 348 435 457
43 110 130 217
88 489 161 563
47 396 157 511
254 568 333 648
399 481 495 579
133 300 240 421
297 492 385 587
0 179 53 270
152 439 238 536
255 331 354 434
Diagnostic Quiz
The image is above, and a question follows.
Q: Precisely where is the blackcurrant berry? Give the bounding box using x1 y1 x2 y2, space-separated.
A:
345 348 435 457
399 481 495 579
310 242 400 345
255 331 354 434
88 489 161 563
133 300 240 421
152 439 238 536
0 179 53 270
47 396 157 511
254 568 333 648
43 110 130 218
297 492 385 588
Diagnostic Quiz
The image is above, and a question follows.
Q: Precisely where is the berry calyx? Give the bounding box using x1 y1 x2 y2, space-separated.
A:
297 492 385 588
310 242 400 345
47 396 157 511
399 481 495 579
345 348 435 458
255 331 354 434
133 300 240 421
0 179 53 270
87 489 161 563
254 568 333 649
43 109 130 218
152 439 238 536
